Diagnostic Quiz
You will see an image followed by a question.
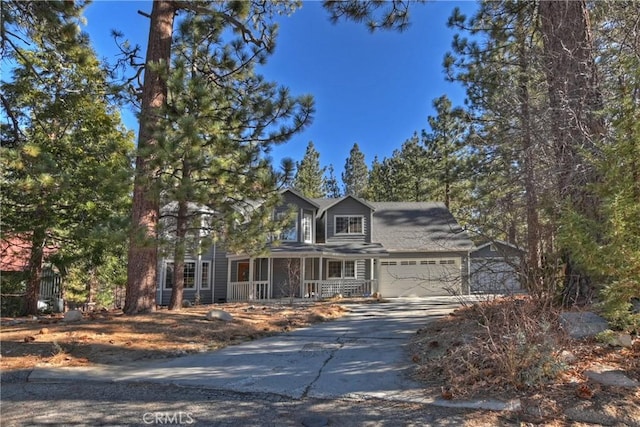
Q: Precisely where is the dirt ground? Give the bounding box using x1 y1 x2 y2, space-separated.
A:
0 300 349 370
409 299 640 425
2 297 639 425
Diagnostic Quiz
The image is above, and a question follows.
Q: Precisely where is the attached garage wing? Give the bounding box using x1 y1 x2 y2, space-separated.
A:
378 258 461 297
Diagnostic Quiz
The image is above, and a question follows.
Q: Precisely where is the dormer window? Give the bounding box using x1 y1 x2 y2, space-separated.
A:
302 212 313 243
335 215 363 234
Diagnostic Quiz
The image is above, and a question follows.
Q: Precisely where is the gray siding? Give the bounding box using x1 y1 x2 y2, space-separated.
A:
326 197 372 243
277 192 317 243
213 244 228 302
156 243 225 305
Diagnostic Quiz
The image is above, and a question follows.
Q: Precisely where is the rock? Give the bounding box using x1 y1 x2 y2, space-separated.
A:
63 310 83 322
39 328 50 335
205 309 233 322
609 332 633 348
559 350 577 364
182 300 192 308
584 365 640 388
559 312 609 339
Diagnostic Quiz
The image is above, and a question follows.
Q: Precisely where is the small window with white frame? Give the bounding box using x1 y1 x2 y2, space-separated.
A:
200 261 211 289
164 260 210 289
164 261 196 289
335 215 363 234
327 260 356 279
302 211 313 243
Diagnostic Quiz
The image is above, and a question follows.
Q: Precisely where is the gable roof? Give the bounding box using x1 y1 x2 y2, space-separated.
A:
370 202 474 252
471 240 525 258
280 188 320 209
311 194 375 215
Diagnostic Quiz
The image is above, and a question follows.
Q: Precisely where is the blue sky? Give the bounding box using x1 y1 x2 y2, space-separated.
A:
84 1 477 178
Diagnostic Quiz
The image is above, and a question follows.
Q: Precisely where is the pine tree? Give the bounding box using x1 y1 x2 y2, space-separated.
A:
323 164 342 198
342 143 369 198
152 8 313 310
293 142 326 198
422 95 472 210
1 6 134 315
125 1 311 313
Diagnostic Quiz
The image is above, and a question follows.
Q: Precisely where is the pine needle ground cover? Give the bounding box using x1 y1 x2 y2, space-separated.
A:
410 296 640 424
1 302 347 370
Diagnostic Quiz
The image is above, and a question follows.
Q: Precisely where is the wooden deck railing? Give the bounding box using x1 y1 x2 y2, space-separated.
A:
302 279 375 299
228 281 271 301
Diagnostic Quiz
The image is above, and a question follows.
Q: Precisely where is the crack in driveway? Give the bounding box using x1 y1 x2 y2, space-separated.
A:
301 336 346 398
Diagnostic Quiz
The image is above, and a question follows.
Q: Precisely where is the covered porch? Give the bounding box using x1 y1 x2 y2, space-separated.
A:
226 242 388 301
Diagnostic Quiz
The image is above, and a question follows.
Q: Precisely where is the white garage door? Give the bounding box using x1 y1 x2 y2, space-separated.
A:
378 258 461 297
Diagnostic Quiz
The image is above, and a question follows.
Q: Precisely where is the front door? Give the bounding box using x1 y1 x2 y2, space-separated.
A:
238 262 250 282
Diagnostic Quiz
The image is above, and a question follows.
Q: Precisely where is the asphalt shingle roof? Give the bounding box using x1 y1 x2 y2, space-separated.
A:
370 202 474 252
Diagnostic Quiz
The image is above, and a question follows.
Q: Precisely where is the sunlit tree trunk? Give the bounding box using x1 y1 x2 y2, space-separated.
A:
124 0 175 314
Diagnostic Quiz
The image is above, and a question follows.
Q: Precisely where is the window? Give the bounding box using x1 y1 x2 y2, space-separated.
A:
327 260 356 279
200 261 211 289
344 260 356 278
276 211 298 242
328 261 342 278
335 216 363 234
302 212 313 243
381 261 397 266
439 259 456 265
401 260 417 266
164 261 196 289
421 260 436 265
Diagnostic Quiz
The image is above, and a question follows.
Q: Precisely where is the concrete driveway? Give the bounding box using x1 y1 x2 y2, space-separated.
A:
29 297 462 403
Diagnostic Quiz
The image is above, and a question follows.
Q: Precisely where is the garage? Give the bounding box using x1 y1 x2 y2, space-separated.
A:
378 258 461 297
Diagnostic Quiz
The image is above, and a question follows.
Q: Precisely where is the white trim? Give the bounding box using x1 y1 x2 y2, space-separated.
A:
334 215 364 235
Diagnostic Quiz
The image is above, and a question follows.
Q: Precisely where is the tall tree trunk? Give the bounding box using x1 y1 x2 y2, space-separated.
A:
124 1 175 314
538 0 603 305
516 20 543 294
24 226 46 315
168 199 189 310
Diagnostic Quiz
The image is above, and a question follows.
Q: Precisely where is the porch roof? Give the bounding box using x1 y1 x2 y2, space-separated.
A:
227 242 389 259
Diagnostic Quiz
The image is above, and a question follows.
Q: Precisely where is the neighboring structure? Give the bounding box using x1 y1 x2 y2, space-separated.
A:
0 235 62 311
156 189 474 304
470 240 525 294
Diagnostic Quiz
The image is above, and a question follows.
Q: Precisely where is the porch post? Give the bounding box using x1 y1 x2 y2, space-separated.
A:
300 257 305 298
374 258 381 295
268 257 272 299
319 256 323 299
248 257 254 300
226 258 232 302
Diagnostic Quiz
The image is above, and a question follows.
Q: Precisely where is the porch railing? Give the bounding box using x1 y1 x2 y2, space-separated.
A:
302 279 375 299
228 281 271 301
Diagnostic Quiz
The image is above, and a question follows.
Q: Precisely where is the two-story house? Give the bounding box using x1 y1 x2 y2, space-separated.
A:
156 189 474 305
